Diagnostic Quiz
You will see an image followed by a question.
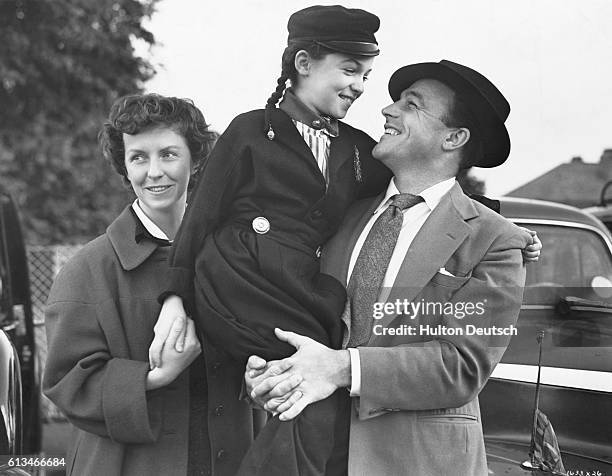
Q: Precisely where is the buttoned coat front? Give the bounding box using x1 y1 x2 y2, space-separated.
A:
167 107 391 362
322 183 528 476
43 208 256 476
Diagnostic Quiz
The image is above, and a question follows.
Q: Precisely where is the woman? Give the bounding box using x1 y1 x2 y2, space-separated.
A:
43 94 256 476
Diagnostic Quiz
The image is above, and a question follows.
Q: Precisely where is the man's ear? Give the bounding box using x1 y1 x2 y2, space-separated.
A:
294 50 312 77
442 127 470 152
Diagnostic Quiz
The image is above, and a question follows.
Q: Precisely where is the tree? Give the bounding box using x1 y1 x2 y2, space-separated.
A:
0 0 159 244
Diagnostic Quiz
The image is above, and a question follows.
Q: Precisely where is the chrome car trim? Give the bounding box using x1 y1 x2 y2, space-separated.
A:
0 330 21 453
491 363 612 392
0 322 16 332
567 305 612 313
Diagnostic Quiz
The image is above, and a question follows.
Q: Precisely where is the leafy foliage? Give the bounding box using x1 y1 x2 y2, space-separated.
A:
0 0 158 244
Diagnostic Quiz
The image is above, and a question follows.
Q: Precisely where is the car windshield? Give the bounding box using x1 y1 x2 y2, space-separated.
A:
502 223 612 373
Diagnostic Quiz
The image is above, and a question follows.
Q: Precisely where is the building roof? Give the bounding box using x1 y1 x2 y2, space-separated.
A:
505 150 612 208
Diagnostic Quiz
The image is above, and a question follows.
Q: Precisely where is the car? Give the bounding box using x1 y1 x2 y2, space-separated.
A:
482 197 612 475
583 180 612 234
0 187 41 455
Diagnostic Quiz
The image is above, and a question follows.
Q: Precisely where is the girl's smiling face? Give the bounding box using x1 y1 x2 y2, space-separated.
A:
123 126 192 224
293 52 375 119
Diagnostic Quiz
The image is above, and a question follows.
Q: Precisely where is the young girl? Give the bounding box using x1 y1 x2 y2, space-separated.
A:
146 6 386 475
150 6 539 476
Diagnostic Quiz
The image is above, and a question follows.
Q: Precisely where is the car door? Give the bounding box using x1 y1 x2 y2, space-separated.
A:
482 220 612 474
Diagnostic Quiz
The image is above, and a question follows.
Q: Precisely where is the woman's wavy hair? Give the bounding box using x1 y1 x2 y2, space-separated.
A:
98 93 217 187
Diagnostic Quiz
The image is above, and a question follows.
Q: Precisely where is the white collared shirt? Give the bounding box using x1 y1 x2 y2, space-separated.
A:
131 199 172 242
347 177 456 395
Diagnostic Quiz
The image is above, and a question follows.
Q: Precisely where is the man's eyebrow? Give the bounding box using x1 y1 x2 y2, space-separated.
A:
403 90 425 103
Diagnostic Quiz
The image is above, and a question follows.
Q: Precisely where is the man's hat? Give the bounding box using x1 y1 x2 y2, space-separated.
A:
287 5 380 57
388 60 510 168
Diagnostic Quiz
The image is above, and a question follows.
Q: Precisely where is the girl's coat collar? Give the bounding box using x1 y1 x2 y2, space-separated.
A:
279 88 339 137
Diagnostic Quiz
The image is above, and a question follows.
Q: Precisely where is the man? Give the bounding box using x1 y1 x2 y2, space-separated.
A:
247 60 531 475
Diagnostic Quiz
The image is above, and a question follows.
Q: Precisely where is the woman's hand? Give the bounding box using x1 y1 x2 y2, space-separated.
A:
146 317 201 391
149 295 188 369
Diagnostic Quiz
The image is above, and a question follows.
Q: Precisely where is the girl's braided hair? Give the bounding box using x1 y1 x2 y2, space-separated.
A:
263 41 331 138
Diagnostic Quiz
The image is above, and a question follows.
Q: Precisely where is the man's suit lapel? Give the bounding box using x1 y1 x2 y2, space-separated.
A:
371 183 478 337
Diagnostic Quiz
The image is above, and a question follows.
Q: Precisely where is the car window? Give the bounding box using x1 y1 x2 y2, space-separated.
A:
587 209 612 234
525 225 612 289
602 218 612 231
599 219 612 234
503 223 612 373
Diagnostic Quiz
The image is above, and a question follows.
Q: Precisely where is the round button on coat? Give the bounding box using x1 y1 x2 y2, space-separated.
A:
252 217 270 234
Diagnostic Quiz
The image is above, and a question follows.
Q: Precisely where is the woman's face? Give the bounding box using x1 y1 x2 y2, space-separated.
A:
295 52 375 119
123 126 192 223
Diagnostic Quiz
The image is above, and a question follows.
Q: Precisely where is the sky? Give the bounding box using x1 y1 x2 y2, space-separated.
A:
143 0 612 196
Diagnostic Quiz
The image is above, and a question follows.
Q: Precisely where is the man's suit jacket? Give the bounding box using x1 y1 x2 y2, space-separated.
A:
321 182 528 476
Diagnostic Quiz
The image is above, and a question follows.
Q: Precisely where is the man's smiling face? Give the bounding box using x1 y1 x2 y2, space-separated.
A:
372 79 456 171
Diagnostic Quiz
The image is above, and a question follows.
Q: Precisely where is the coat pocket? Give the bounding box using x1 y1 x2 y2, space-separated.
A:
417 413 478 424
430 271 470 289
415 416 484 462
